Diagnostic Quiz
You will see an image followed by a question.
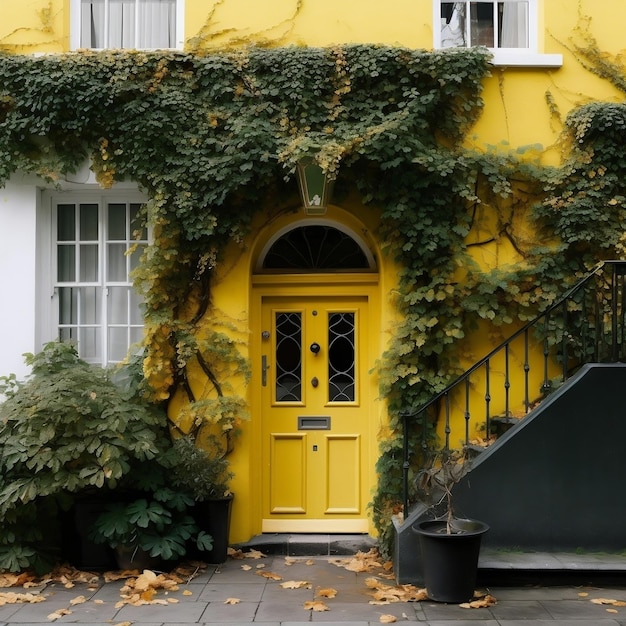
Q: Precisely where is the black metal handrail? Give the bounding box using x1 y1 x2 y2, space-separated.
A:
400 260 626 516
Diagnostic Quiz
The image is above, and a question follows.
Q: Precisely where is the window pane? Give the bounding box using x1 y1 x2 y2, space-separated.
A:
129 243 145 273
80 286 101 324
80 204 99 240
328 313 356 402
82 0 176 49
275 312 302 402
130 326 144 345
130 203 147 239
57 246 76 282
108 203 127 240
108 327 129 362
108 243 128 281
58 287 77 324
130 289 144 324
137 0 176 48
57 204 76 241
441 2 466 47
471 3 495 47
59 327 77 343
499 1 528 48
79 327 101 362
79 245 99 281
109 286 128 324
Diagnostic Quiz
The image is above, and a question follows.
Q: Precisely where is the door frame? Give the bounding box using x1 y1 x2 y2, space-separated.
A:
250 273 380 534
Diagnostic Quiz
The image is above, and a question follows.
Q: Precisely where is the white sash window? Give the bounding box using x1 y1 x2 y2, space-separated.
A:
434 0 562 67
71 0 183 49
53 197 147 365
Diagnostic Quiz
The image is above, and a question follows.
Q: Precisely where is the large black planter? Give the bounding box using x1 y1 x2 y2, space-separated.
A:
194 495 234 564
412 518 489 603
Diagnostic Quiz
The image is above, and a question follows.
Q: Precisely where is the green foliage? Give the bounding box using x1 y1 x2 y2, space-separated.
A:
167 435 234 500
0 341 171 571
89 487 213 562
0 41 623 559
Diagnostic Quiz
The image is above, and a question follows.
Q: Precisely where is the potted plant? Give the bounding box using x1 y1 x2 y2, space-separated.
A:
89 474 213 569
167 435 234 563
412 448 489 603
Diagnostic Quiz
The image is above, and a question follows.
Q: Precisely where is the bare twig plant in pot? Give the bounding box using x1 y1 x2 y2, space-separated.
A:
412 448 489 603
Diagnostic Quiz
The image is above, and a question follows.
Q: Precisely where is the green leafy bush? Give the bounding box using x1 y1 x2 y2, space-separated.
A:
0 341 170 572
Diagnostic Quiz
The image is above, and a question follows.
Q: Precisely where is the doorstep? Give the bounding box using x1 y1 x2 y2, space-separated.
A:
234 533 377 557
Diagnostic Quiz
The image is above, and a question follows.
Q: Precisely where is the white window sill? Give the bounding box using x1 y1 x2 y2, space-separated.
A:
489 50 563 68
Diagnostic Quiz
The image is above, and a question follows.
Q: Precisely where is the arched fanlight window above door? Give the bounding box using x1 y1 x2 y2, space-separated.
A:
257 223 376 272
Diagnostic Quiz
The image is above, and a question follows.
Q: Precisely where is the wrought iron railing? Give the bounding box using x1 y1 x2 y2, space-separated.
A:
400 260 626 515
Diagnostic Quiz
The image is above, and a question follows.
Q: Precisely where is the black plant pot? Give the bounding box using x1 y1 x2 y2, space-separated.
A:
412 518 489 603
194 494 234 564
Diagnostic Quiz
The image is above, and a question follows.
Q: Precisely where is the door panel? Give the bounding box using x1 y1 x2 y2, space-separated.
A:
261 296 369 532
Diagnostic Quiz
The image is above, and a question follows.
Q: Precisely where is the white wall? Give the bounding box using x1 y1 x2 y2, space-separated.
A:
0 176 39 379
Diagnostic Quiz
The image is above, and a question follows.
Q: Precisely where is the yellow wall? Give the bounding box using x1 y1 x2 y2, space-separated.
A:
6 0 626 539
4 1 625 155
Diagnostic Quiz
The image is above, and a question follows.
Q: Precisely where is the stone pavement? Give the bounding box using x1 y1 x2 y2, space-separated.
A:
1 552 626 625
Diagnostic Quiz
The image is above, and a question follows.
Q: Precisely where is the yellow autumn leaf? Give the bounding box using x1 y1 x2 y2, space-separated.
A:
303 600 329 611
316 587 337 598
167 598 179 603
244 549 266 559
47 608 71 620
182 589 193 596
607 608 619 613
256 571 282 581
380 615 397 623
225 597 241 604
280 580 311 589
241 564 252 571
69 595 86 605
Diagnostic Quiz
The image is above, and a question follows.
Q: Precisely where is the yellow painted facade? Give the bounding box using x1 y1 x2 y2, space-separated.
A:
4 0 626 542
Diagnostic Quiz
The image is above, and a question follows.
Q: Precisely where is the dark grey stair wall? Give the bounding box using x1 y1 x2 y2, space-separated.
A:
394 363 626 584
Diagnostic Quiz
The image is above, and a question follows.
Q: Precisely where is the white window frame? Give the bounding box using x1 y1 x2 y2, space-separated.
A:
39 190 149 366
70 0 185 50
432 0 562 67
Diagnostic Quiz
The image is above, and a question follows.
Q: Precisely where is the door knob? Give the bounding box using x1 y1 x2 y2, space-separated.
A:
310 342 321 354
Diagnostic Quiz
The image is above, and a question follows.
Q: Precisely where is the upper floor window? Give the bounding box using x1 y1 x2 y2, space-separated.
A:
433 1 562 67
71 0 183 50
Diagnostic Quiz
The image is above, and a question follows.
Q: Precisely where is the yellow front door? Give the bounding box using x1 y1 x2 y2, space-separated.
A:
260 295 371 532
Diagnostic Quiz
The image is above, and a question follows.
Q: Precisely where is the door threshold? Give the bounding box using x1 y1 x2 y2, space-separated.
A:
236 532 377 557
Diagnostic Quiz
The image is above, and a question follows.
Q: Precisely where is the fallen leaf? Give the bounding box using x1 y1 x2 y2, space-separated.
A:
256 571 282 581
304 600 329 611
280 580 311 589
63 582 75 589
305 559 314 565
0 592 46 605
459 594 497 609
47 608 71 620
591 598 626 606
241 564 252 571
607 608 619 613
256 563 266 569
316 587 337 598
167 597 179 603
182 589 193 596
578 592 589 597
244 549 266 559
113 622 132 626
69 595 87 605
94 599 104 604
225 597 240 604
380 615 397 623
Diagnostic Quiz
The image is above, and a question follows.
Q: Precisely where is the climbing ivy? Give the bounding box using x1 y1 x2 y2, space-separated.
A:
0 40 624 556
